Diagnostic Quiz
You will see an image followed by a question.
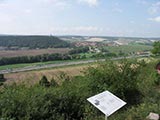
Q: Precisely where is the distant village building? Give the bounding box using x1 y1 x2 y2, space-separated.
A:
74 42 98 47
89 47 101 53
107 42 119 46
136 51 151 56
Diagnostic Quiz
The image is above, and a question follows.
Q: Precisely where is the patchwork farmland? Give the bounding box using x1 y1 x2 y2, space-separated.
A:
0 48 70 58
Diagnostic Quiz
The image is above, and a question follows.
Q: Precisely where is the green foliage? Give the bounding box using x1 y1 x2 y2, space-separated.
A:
0 74 4 81
86 60 143 105
151 41 160 55
0 36 70 49
69 47 89 54
0 53 72 66
118 50 126 56
0 74 5 86
103 45 152 56
0 59 160 120
39 75 50 87
0 77 88 120
154 73 160 85
58 72 71 83
0 49 93 66
50 78 58 87
0 82 3 86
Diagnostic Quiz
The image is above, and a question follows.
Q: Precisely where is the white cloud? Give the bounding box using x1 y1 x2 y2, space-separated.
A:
149 1 160 14
149 16 160 22
38 0 71 9
51 26 103 35
112 2 123 13
78 0 99 7
49 0 70 8
0 0 8 7
24 9 32 14
112 8 123 13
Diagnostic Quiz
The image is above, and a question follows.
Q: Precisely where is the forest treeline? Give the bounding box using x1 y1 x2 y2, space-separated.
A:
0 47 90 66
0 53 71 66
0 60 160 120
0 36 70 49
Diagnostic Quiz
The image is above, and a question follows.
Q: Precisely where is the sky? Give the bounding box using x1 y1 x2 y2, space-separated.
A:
0 0 160 37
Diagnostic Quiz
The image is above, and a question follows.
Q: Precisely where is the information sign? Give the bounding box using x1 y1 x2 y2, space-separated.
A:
87 91 126 117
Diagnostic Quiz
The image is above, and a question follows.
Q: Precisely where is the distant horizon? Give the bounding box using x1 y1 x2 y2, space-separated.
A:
0 33 160 39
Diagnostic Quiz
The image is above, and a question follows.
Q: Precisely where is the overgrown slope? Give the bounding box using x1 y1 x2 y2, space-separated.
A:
0 59 160 120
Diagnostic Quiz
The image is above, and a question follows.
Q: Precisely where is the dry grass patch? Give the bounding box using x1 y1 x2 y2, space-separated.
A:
4 64 93 85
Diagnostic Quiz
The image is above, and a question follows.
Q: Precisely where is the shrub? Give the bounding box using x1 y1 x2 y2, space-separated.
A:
154 73 160 85
0 59 159 120
39 75 50 87
0 82 3 86
50 78 58 87
86 60 143 106
0 74 5 82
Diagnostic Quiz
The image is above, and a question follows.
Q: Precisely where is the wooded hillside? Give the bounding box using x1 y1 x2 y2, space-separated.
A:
0 36 70 49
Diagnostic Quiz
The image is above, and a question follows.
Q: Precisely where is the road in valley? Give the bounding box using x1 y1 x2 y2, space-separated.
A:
0 55 149 74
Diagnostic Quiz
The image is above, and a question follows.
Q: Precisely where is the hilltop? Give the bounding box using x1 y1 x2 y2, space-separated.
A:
0 35 70 49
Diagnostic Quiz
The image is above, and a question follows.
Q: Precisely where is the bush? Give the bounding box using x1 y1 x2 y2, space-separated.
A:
0 59 160 120
0 74 5 86
85 60 143 106
0 78 88 120
0 82 3 86
39 75 50 87
0 74 4 79
154 73 160 85
50 78 58 87
0 74 5 82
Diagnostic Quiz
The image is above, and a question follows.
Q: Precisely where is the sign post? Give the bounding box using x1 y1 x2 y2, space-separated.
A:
87 90 126 120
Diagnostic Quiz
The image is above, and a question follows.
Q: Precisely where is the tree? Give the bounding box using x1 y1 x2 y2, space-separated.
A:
118 50 125 56
39 75 50 87
0 36 70 49
0 74 4 80
154 73 160 85
0 74 5 86
69 47 89 55
50 78 58 87
151 41 160 55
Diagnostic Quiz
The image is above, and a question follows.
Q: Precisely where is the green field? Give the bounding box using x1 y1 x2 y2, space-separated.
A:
0 59 94 71
0 60 71 71
0 44 153 71
103 45 152 54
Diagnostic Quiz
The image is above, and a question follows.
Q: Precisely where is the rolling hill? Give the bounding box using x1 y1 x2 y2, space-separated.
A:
0 35 71 49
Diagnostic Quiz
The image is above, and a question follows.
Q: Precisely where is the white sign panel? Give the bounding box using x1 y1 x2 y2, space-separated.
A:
87 91 126 117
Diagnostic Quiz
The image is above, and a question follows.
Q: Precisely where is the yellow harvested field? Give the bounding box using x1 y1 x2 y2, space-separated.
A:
86 37 105 42
0 48 70 58
5 64 94 85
